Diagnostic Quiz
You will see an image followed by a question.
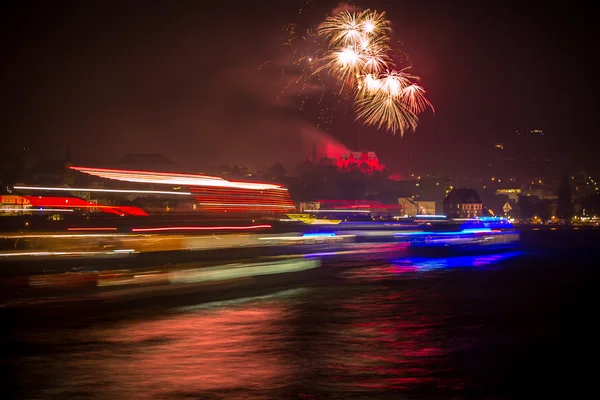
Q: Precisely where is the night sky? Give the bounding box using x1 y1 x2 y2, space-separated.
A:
2 0 598 177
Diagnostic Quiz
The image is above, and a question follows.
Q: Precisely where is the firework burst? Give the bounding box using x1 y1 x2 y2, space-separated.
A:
355 93 418 134
401 83 435 114
319 10 367 48
280 6 432 135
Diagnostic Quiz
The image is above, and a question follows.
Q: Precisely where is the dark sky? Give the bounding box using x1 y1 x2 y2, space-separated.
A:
2 0 598 176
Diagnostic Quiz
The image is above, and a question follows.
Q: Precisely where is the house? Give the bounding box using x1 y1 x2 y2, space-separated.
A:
443 188 483 218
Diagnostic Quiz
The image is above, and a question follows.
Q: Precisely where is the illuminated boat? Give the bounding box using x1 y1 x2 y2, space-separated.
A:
404 217 520 255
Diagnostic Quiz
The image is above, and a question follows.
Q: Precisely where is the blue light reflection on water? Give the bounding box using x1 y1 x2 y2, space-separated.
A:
391 252 523 272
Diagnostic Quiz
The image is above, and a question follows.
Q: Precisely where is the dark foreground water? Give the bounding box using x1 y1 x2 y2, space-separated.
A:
1 231 597 399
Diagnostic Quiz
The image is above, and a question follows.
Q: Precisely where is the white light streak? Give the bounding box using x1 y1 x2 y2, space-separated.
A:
13 185 192 196
258 234 354 241
0 250 136 257
0 208 74 212
70 166 284 190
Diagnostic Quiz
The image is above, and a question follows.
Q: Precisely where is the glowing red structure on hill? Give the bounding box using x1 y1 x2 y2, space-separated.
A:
336 152 385 171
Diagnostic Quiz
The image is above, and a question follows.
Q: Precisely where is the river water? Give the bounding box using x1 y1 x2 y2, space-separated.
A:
2 237 596 399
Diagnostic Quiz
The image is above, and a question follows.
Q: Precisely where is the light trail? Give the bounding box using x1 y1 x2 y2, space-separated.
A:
309 209 371 213
198 203 296 208
67 227 118 231
0 208 74 212
13 185 191 196
131 225 272 233
70 166 284 190
0 249 136 257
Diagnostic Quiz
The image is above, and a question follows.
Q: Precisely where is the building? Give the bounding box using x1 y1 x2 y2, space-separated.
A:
443 188 483 218
0 195 31 215
521 186 557 201
397 198 436 216
298 202 320 212
337 151 385 171
495 188 521 201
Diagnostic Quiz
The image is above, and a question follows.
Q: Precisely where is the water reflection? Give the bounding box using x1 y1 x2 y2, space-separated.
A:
391 252 523 272
9 249 581 400
340 252 522 282
11 280 472 398
15 296 295 399
303 283 473 395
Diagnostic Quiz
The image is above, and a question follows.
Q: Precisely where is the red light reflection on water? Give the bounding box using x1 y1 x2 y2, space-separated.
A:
103 307 292 397
315 287 463 392
18 304 293 399
12 270 478 397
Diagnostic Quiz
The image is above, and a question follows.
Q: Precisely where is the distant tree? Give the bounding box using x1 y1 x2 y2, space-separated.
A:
263 163 287 182
518 195 535 219
318 157 336 166
535 199 552 221
297 159 316 179
338 179 366 199
230 165 244 179
556 174 573 219
359 163 373 176
371 168 390 181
